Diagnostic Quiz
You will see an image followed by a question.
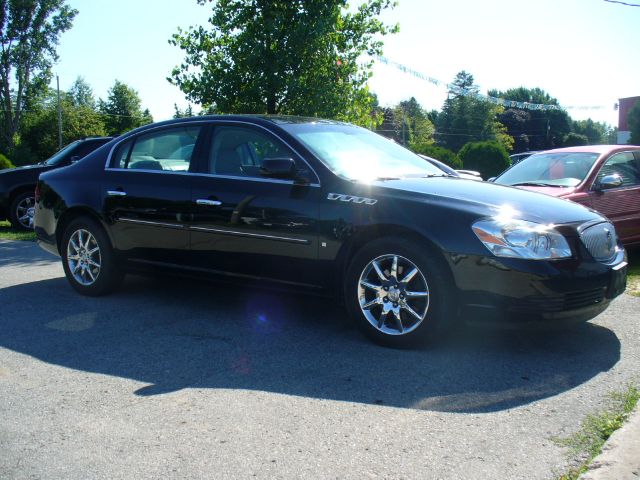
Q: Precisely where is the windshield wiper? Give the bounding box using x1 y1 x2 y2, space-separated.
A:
404 173 449 178
373 176 402 181
510 181 563 187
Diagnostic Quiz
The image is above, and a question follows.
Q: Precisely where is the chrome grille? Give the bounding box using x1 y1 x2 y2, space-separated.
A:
580 222 618 263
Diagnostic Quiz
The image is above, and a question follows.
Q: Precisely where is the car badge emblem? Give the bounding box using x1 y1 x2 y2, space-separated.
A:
327 193 377 205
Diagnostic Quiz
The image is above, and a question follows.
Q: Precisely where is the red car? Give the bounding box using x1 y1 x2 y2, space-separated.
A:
494 145 640 247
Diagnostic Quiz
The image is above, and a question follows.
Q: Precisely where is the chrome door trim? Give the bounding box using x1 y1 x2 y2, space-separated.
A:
118 218 186 230
190 226 311 245
116 217 311 245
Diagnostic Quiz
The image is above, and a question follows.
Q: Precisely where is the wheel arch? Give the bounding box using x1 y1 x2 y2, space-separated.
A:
9 184 37 203
335 224 454 296
55 207 115 253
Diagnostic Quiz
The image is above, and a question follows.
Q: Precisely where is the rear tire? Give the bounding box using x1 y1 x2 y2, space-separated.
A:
61 216 123 296
345 237 456 348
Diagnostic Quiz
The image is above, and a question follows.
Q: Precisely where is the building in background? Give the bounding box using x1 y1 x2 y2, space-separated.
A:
618 96 640 144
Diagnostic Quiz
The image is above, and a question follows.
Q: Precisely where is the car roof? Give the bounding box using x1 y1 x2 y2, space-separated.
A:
538 145 640 155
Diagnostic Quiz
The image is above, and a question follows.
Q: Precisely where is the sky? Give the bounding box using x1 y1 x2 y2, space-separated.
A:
52 0 640 127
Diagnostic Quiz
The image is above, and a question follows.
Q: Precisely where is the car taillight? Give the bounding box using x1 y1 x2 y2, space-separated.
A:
34 183 40 203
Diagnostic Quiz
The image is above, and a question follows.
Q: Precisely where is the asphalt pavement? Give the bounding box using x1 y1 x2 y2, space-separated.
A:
1 239 639 479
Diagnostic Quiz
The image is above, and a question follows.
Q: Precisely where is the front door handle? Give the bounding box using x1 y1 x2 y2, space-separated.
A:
107 190 127 196
196 199 222 206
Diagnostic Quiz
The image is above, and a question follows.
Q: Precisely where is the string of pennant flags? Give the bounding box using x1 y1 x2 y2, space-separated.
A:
373 55 607 112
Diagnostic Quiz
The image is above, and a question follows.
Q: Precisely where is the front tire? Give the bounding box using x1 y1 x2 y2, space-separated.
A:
61 217 123 296
9 191 36 231
345 237 456 348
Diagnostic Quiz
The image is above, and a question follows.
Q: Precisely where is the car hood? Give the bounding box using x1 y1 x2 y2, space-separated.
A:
0 164 47 175
373 177 601 225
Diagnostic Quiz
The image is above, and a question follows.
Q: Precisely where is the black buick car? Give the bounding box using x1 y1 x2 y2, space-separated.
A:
0 136 112 230
33 116 628 347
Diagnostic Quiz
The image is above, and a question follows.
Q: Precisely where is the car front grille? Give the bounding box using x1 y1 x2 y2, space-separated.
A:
580 222 618 263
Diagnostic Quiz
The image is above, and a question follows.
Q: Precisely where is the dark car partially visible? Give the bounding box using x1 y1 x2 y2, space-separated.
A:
0 137 113 230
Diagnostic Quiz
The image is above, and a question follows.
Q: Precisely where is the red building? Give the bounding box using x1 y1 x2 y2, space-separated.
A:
618 96 640 144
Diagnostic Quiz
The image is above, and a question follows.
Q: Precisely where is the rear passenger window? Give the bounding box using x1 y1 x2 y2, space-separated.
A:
597 152 640 187
112 126 201 171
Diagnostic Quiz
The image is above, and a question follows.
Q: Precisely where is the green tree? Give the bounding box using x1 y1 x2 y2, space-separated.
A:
98 80 153 135
173 103 194 118
20 90 106 161
376 97 435 148
437 72 512 152
571 118 612 144
628 101 640 145
68 76 96 109
169 0 397 126
459 141 510 179
396 97 435 149
488 87 571 151
0 0 77 151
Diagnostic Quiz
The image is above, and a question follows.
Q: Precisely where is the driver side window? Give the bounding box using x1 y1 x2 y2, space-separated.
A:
208 126 302 178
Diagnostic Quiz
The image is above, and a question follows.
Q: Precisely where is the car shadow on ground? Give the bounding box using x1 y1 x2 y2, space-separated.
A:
0 239 59 268
0 274 621 413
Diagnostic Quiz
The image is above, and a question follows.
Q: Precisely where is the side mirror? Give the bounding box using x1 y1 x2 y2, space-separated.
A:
261 157 297 179
595 174 623 191
69 155 81 164
487 177 496 182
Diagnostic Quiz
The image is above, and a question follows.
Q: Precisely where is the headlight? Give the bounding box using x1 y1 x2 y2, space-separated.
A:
472 218 571 260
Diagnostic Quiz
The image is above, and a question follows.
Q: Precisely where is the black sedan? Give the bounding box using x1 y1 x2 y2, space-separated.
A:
0 136 112 230
34 116 628 347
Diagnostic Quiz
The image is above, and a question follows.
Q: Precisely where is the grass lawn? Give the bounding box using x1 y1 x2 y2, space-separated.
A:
626 248 640 297
0 220 36 241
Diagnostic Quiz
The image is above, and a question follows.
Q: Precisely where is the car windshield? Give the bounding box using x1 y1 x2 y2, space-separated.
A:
283 123 444 181
43 140 82 166
495 152 600 187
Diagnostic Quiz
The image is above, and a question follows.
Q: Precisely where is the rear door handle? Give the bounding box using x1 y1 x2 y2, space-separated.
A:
196 199 222 206
107 190 127 196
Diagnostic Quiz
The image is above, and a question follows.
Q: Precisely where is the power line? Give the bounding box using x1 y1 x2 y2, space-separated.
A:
375 56 609 111
604 0 640 6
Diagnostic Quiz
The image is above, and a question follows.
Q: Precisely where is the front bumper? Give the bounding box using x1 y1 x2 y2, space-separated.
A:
448 247 627 326
0 193 8 221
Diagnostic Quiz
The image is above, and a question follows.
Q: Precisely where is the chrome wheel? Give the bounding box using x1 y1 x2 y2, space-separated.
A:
357 254 430 336
15 195 35 229
66 229 102 286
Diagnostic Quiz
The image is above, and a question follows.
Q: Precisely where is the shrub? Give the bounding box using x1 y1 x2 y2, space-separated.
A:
411 144 462 169
0 153 14 170
563 132 589 147
459 141 510 179
9 144 39 167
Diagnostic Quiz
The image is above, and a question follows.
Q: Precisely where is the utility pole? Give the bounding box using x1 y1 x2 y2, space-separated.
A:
57 75 62 150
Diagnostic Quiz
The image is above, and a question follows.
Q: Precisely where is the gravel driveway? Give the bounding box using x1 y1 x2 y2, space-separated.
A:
1 239 638 479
